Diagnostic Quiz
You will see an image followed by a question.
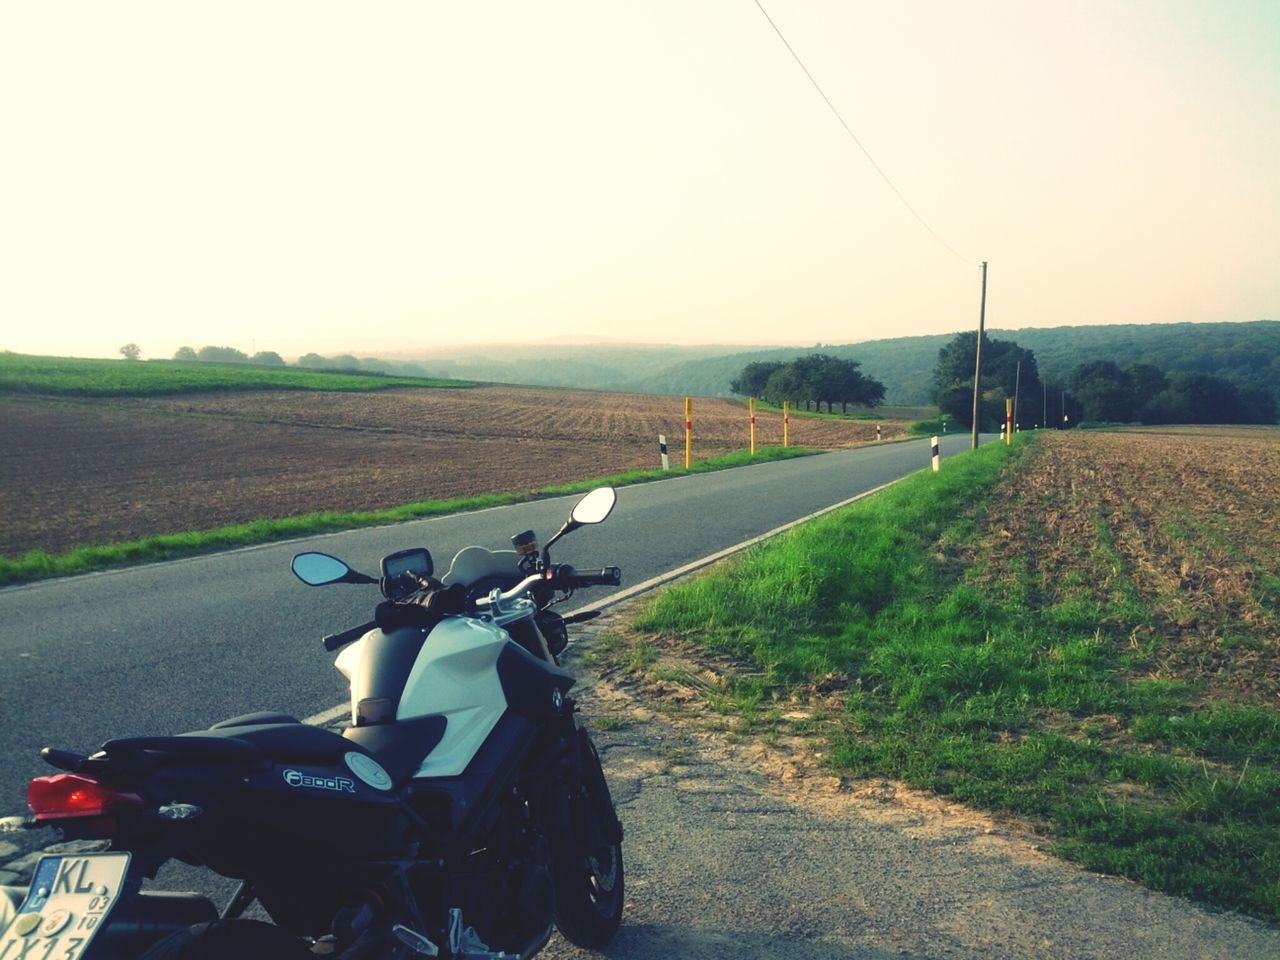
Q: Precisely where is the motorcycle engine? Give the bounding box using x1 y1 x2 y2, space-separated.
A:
440 799 554 954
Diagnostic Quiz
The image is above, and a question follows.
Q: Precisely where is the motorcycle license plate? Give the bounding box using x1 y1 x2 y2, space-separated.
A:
0 852 130 960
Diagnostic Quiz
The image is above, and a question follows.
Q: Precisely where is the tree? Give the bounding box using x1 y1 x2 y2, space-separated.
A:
1126 363 1168 405
296 353 327 368
250 351 285 366
804 354 884 411
196 345 249 363
1069 360 1136 422
119 343 142 361
173 346 198 361
932 333 1040 429
761 366 803 408
730 361 785 398
1166 372 1244 423
757 354 885 411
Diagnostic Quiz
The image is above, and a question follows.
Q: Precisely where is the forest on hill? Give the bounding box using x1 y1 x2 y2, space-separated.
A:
153 320 1279 411
387 321 1278 408
638 320 1280 406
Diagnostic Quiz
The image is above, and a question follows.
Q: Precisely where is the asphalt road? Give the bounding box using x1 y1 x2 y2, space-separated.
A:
0 433 977 811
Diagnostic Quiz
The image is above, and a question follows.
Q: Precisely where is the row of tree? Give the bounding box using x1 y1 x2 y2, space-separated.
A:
166 346 390 374
931 332 1277 428
1068 360 1275 425
730 354 885 411
171 345 287 366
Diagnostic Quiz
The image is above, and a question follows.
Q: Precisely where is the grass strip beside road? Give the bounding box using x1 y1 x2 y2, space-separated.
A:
0 446 815 587
603 433 1280 922
0 353 470 396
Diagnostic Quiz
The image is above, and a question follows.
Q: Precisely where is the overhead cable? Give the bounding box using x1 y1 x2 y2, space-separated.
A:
752 0 974 266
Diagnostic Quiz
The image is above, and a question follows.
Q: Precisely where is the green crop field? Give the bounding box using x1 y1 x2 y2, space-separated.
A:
0 353 471 396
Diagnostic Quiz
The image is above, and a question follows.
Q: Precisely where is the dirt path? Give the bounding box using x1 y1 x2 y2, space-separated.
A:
541 605 1280 960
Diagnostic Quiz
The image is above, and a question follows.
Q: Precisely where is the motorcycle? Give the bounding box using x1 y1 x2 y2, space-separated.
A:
1 487 625 959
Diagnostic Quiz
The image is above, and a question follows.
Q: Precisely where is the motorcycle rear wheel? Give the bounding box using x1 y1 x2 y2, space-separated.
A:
137 918 313 960
553 732 624 949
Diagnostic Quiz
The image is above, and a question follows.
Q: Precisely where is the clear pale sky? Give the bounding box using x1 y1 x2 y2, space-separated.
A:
2 1 1277 361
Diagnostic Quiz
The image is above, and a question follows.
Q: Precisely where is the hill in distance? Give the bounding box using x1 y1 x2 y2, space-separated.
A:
385 320 1279 407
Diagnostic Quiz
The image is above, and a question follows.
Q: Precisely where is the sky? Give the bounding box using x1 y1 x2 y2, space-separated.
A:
2 1 1277 361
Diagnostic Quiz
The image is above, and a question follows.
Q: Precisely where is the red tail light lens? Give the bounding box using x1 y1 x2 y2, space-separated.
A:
27 774 144 821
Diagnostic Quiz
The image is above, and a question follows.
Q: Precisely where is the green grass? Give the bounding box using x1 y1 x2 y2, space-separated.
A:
630 434 1280 921
0 353 470 396
0 445 816 586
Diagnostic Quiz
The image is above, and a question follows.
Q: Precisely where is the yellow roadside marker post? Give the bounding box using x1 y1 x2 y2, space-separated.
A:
684 397 692 470
749 398 757 455
783 401 789 447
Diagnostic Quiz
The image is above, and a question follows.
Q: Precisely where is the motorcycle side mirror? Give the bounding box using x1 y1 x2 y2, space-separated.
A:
543 487 617 557
571 487 617 525
291 552 377 586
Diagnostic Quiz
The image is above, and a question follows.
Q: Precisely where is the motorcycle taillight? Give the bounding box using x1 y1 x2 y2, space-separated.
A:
27 773 144 821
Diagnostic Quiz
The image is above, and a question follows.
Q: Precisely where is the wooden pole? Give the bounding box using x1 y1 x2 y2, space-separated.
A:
971 260 988 449
1013 359 1021 435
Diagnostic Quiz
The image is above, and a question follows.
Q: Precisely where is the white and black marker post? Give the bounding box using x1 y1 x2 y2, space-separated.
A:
658 434 670 471
931 436 940 473
876 424 882 442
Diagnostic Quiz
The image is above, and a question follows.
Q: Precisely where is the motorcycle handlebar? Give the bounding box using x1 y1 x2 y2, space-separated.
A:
323 620 377 652
565 566 622 588
473 565 623 609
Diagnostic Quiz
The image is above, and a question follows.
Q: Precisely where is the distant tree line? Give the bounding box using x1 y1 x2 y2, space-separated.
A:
1067 360 1275 425
166 346 445 379
731 354 885 412
173 345 286 366
932 332 1277 428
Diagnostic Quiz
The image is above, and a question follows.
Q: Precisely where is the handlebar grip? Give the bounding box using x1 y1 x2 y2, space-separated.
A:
571 566 622 588
323 620 377 652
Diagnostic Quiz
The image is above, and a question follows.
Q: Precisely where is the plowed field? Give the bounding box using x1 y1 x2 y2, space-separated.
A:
974 428 1280 701
1 386 901 556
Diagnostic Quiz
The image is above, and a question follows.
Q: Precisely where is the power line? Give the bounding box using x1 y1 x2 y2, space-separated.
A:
751 0 973 265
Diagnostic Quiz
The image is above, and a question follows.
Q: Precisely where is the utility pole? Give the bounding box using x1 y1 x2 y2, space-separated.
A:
1043 380 1047 430
970 261 988 450
1013 359 1022 434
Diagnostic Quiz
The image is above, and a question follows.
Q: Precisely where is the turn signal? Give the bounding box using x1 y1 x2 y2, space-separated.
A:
27 774 144 821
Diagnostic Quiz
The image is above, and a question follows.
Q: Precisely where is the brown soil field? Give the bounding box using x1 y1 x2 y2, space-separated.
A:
0 386 902 557
973 429 1280 703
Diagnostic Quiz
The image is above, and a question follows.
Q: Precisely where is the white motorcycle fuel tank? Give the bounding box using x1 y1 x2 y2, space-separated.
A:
335 615 516 780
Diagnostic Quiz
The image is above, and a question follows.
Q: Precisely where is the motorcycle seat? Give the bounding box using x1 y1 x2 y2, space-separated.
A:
102 722 366 771
198 721 358 766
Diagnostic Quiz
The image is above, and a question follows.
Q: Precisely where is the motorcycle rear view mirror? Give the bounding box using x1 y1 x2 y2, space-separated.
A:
571 487 617 525
544 487 617 556
291 552 376 586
